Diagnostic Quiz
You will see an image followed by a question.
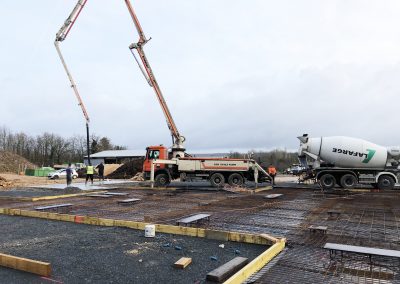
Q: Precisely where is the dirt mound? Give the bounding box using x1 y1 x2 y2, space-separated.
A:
0 151 36 173
107 158 144 179
0 176 13 187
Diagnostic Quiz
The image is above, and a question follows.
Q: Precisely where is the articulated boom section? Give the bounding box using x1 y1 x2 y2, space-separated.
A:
55 0 88 42
124 0 185 158
54 0 91 163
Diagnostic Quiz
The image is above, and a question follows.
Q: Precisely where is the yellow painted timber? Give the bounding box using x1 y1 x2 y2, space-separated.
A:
0 252 51 277
223 240 285 284
98 218 115 226
31 191 107 201
157 224 206 238
0 207 279 245
259 233 279 244
113 219 146 230
254 186 272 193
10 209 21 216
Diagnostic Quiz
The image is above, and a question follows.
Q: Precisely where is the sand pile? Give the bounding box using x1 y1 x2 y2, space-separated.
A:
107 159 144 179
0 151 36 173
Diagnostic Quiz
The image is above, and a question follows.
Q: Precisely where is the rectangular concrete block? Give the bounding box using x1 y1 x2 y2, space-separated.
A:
206 256 248 282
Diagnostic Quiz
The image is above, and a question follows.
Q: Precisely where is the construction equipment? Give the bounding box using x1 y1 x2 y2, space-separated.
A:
54 0 91 164
124 3 271 187
298 134 400 190
124 0 185 159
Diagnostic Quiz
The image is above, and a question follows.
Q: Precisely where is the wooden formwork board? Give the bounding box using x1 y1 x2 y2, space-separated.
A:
0 252 51 277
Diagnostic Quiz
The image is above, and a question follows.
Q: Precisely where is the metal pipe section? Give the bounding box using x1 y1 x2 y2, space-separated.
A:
86 122 91 165
54 42 90 123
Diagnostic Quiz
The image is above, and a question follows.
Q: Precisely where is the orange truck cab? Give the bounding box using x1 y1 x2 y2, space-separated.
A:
143 145 169 179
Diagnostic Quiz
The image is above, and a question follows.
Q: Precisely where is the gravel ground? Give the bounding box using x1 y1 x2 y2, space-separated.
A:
0 215 266 284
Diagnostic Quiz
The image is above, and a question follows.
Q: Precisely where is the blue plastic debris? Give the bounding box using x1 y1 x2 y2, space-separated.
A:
234 249 241 255
162 243 171 247
174 246 182 250
210 256 218 261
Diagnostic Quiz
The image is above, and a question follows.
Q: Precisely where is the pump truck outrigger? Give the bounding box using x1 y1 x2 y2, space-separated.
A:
125 3 272 187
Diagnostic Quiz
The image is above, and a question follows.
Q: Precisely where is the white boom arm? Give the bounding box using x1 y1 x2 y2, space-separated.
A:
54 0 91 163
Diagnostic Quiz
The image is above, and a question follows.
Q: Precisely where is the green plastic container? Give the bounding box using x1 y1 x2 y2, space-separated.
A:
25 167 55 177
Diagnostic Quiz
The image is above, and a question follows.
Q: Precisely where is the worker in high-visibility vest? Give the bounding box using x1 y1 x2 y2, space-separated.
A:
85 164 94 185
268 164 277 185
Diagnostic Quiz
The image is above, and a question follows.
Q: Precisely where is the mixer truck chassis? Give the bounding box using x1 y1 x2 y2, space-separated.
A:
314 167 399 190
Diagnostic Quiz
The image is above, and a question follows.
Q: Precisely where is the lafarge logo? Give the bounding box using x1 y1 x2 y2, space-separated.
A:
332 148 376 163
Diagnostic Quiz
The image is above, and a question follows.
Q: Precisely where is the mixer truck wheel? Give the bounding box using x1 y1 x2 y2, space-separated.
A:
340 174 357 189
377 175 395 190
228 173 244 186
319 174 336 190
155 173 170 187
210 173 225 187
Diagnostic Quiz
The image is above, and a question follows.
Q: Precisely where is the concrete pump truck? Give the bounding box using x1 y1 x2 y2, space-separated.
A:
125 2 272 187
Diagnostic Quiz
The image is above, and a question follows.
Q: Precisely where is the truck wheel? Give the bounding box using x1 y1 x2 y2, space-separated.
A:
319 174 336 190
228 173 244 186
155 173 170 187
377 175 395 190
210 173 225 187
340 174 357 189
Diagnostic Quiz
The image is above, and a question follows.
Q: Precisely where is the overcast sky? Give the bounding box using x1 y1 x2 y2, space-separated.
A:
1 1 400 152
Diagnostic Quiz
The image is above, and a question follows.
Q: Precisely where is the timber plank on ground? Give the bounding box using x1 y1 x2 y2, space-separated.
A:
103 192 129 196
174 257 192 269
86 194 112 198
0 252 51 277
34 204 73 211
117 198 141 204
176 213 211 226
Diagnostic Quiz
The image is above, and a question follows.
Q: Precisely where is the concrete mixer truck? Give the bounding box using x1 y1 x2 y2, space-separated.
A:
298 134 400 190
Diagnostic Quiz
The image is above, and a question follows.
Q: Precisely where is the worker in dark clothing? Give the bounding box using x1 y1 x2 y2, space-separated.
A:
85 163 94 185
268 164 277 186
66 163 73 187
96 162 105 182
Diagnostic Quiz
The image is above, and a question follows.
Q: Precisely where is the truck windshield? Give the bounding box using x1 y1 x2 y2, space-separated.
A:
148 150 160 160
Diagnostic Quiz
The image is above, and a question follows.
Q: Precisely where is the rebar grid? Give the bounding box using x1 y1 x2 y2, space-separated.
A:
4 187 400 283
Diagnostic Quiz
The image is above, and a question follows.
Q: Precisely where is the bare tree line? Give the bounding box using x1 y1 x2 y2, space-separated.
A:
230 149 299 171
0 126 125 166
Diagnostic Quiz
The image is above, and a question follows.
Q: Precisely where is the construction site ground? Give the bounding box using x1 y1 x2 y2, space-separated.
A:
0 173 87 189
1 179 400 283
0 215 265 283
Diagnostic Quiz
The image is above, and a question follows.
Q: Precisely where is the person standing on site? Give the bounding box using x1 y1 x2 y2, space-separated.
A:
96 162 105 182
66 163 73 187
85 163 94 185
268 164 277 185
